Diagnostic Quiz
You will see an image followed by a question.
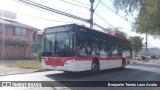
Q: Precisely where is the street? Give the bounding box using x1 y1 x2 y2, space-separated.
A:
0 60 160 90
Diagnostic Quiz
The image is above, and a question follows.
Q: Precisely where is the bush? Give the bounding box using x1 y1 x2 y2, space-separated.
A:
37 51 42 62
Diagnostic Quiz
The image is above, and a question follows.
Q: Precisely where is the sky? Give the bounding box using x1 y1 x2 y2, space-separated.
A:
0 0 160 48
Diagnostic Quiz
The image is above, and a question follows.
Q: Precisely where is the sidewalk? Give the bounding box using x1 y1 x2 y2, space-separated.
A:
0 59 47 76
0 65 41 76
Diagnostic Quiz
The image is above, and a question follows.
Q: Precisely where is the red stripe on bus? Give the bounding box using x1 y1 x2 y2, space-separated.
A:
42 55 132 66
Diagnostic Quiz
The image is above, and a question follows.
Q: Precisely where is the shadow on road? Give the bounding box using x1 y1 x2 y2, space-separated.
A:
45 64 160 89
45 68 124 80
45 67 157 81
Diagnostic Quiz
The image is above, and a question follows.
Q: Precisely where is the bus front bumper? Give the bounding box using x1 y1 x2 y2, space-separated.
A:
41 59 77 72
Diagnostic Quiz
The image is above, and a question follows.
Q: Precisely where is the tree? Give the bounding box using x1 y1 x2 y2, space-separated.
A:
113 0 160 37
129 36 143 57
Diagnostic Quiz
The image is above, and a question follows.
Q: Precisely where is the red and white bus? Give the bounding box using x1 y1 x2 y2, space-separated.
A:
41 24 132 73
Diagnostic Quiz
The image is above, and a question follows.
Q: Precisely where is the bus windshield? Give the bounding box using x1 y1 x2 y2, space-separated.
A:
43 32 75 57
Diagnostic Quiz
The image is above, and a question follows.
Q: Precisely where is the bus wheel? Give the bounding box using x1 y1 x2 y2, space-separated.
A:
122 59 126 69
91 60 99 74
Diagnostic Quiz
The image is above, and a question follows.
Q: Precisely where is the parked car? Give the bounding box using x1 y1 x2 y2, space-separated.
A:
136 55 147 60
135 56 141 60
147 56 151 60
151 55 158 59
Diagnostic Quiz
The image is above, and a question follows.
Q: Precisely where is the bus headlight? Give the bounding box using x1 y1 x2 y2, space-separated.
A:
65 60 74 65
42 59 45 64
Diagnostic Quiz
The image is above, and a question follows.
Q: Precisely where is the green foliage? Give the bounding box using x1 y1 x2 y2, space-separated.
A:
0 39 29 47
129 36 143 55
37 51 42 62
113 0 160 36
113 0 142 13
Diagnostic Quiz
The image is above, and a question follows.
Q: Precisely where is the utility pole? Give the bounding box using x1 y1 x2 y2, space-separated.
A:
90 0 95 28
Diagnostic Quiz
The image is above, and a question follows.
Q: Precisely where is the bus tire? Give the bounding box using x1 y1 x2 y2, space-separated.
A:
122 59 126 69
91 60 99 74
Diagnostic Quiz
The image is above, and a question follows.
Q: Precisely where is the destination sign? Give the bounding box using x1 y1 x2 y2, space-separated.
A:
45 26 70 33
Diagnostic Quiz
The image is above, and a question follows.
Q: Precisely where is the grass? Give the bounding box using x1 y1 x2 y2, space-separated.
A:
132 59 143 64
0 61 41 69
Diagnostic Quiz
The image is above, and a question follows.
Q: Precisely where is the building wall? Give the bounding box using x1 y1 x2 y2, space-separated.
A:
0 46 32 58
0 24 34 59
0 25 34 41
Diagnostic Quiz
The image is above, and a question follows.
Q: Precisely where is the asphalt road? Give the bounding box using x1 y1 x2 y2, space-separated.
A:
0 59 160 90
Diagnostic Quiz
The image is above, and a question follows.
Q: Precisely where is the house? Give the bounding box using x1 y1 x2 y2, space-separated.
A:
0 18 40 59
32 32 42 57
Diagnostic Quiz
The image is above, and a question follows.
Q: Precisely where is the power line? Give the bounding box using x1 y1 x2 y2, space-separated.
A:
16 0 76 22
15 0 88 22
94 0 102 10
31 0 90 17
101 1 125 20
60 0 89 9
13 12 73 23
15 0 110 32
58 0 91 15
109 0 135 21
71 0 90 6
95 11 113 28
100 0 132 24
36 0 90 15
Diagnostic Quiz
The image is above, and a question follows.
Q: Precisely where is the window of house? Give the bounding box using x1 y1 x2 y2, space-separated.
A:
0 24 3 33
14 27 28 36
22 28 27 36
15 27 21 36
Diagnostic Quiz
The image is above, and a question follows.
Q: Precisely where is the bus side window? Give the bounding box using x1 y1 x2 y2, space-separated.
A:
90 37 99 55
122 44 131 57
111 43 119 56
118 44 122 56
106 41 112 56
130 46 133 56
99 39 108 56
77 28 89 57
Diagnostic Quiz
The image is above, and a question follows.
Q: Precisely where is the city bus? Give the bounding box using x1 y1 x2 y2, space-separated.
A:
41 24 132 74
